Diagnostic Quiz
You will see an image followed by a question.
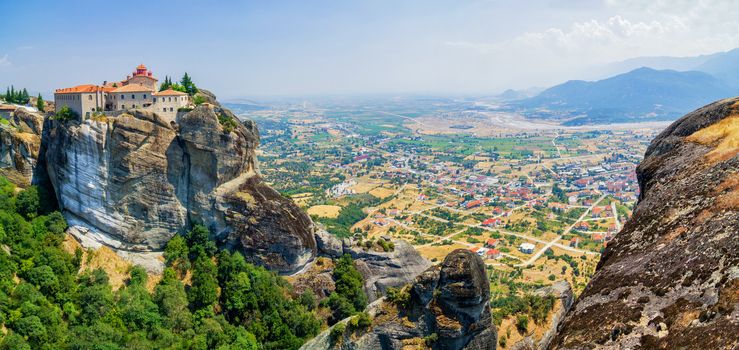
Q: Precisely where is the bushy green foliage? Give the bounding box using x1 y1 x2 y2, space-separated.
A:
490 293 555 326
54 106 78 121
218 113 239 133
193 95 207 105
386 286 411 308
321 254 367 324
160 74 196 95
0 176 317 349
15 186 39 219
329 322 345 344
516 314 529 334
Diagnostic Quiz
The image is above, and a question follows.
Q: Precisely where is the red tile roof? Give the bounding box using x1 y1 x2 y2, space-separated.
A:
55 84 114 94
153 89 188 96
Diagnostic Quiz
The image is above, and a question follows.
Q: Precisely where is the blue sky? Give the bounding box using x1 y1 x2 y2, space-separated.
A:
1 0 738 98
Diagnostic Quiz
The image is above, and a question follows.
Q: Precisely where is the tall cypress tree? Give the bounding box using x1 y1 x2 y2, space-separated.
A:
36 94 44 112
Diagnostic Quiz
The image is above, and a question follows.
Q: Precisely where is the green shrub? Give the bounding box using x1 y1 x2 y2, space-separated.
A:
193 95 207 105
386 286 411 308
516 315 529 334
330 323 346 344
54 106 78 121
424 333 438 346
218 113 239 133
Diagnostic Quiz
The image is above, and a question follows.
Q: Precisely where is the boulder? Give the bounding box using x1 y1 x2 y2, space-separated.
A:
343 238 432 302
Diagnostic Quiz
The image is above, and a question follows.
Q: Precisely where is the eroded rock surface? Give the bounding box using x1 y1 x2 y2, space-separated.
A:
42 103 315 274
312 231 432 302
549 98 739 349
301 249 496 350
0 108 44 187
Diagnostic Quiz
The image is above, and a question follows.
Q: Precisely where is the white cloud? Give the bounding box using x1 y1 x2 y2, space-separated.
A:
0 55 10 67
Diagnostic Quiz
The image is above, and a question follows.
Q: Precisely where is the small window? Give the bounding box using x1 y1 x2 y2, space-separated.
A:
143 94 147 99
121 104 125 109
170 107 173 112
163 108 167 112
168 97 172 102
131 94 135 99
88 95 92 100
153 97 156 102
121 95 124 100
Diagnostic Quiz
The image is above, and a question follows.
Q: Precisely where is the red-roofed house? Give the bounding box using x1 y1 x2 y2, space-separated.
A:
486 249 501 259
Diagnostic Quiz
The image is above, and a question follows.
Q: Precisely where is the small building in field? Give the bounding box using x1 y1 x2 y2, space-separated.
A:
519 242 535 254
486 249 501 259
485 239 498 248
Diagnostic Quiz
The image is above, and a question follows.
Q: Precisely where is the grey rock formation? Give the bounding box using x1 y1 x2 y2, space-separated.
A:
41 103 316 274
0 107 44 187
315 229 344 258
312 232 431 302
301 249 496 350
344 239 432 302
549 97 739 349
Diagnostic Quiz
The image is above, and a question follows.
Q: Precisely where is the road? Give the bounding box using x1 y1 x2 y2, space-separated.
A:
611 201 622 231
516 193 606 266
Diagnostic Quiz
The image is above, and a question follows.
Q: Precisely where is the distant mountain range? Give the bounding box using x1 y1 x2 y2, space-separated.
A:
509 48 739 125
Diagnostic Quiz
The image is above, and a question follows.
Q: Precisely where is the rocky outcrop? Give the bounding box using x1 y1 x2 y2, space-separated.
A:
549 98 739 349
313 231 432 302
41 102 316 274
301 249 496 350
0 108 44 187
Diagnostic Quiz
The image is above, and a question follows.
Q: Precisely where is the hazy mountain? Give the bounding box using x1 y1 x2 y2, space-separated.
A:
516 67 736 125
494 87 544 101
695 48 739 88
598 48 739 84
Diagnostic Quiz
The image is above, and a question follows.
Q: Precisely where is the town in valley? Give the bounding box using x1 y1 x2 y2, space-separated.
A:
227 97 663 302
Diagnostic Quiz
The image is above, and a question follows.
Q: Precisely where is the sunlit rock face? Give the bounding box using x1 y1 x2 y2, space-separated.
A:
549 97 739 349
42 103 316 274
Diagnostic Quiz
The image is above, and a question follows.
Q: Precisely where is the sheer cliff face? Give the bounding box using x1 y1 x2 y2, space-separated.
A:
550 98 739 349
42 105 316 274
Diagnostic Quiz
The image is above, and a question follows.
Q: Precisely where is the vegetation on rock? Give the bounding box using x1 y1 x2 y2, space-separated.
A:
0 175 321 349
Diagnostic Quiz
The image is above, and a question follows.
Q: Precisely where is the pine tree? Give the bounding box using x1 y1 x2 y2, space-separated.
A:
180 73 197 95
36 94 44 112
21 88 29 104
